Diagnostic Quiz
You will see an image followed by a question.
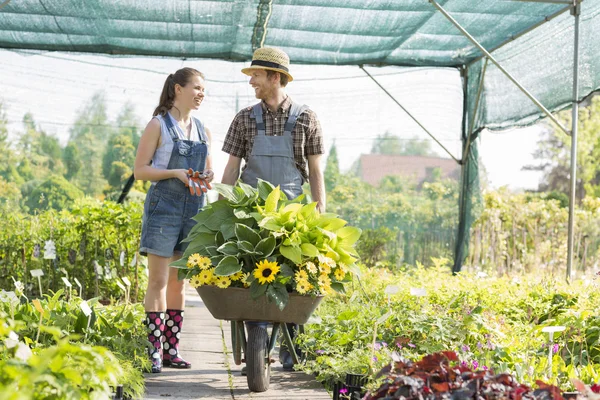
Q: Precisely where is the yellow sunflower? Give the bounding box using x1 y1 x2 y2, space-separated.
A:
198 269 214 285
198 256 212 270
215 276 231 288
189 274 203 288
296 279 312 294
253 260 280 285
305 261 318 275
187 253 202 269
295 269 308 282
334 268 346 281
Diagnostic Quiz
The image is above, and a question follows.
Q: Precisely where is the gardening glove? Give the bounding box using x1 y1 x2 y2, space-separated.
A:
186 168 212 196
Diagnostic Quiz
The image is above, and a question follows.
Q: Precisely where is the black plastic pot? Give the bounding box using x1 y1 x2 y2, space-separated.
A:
112 385 124 400
332 373 368 400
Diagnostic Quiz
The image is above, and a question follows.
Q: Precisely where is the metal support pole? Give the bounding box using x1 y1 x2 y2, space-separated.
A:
428 0 571 137
566 1 581 281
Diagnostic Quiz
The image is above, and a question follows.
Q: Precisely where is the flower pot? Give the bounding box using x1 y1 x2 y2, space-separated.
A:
196 285 324 324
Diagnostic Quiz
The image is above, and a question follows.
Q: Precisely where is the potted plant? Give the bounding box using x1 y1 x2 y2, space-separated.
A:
171 180 361 319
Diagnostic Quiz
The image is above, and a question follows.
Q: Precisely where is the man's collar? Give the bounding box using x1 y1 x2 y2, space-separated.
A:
261 96 292 113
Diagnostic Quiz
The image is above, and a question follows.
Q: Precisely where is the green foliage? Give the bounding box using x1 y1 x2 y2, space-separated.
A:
469 189 600 275
0 291 147 398
532 97 600 199
371 132 436 156
324 141 340 192
25 175 84 212
0 198 145 301
297 265 600 390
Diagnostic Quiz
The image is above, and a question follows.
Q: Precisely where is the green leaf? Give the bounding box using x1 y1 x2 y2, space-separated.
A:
235 223 261 246
279 262 294 277
217 242 239 256
214 256 241 276
238 181 258 198
191 206 214 223
257 179 275 200
267 282 289 310
300 243 320 257
330 282 345 294
185 232 217 249
250 279 268 299
323 218 347 231
238 240 255 254
336 227 362 245
169 258 188 268
254 236 276 257
280 245 302 265
234 208 253 219
211 183 244 202
265 186 281 213
337 310 359 322
259 216 283 231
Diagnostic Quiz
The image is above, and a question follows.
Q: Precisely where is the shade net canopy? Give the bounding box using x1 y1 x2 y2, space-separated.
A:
2 0 600 270
1 0 599 130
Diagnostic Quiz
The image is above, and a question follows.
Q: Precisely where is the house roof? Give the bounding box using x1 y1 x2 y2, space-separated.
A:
358 154 460 186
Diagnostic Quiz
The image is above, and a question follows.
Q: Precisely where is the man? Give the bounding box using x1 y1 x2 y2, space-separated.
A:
221 46 325 212
221 47 326 370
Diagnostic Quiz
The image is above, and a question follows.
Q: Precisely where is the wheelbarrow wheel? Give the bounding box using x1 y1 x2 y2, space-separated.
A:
231 321 244 366
246 325 270 392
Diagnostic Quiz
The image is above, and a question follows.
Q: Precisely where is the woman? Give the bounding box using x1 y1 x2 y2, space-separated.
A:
134 67 214 373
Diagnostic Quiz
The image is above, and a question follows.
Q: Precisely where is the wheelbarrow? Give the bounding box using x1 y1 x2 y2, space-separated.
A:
196 285 324 392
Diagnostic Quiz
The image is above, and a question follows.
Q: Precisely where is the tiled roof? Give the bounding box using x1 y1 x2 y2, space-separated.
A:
358 154 460 186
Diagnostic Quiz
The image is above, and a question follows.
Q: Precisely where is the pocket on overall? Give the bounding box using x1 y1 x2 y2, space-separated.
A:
146 191 163 219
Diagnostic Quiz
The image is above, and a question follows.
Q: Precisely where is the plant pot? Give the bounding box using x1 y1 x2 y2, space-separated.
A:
196 285 324 324
331 373 368 400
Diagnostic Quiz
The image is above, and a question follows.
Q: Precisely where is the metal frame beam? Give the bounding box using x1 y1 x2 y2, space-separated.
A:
359 65 460 164
469 5 572 65
429 0 571 136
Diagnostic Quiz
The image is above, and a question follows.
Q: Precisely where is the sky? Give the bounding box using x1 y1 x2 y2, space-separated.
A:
0 48 545 191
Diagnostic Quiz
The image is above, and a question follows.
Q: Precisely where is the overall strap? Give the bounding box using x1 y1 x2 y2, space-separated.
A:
192 117 208 143
283 102 309 137
162 113 180 142
250 104 266 136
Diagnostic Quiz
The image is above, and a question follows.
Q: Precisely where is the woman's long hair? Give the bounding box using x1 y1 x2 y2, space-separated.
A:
153 67 205 116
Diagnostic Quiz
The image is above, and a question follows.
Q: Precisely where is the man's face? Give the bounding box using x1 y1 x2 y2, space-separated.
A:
249 69 277 100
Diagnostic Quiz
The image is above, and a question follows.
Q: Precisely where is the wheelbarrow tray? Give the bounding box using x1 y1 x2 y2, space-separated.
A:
196 286 323 325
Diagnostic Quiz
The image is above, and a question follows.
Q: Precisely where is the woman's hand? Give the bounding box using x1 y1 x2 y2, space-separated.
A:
172 169 190 185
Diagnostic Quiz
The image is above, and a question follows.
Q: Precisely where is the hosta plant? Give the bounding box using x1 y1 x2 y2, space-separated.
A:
171 180 362 309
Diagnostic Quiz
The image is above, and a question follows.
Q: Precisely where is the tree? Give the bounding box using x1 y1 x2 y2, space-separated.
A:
62 142 82 180
371 131 436 156
103 134 136 189
324 141 340 192
68 91 112 196
527 96 600 199
0 100 23 184
25 175 84 212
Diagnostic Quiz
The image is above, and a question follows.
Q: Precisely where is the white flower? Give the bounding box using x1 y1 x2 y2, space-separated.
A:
15 342 32 361
4 331 18 349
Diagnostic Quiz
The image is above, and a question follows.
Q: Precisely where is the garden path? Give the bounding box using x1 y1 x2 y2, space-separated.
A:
144 286 331 399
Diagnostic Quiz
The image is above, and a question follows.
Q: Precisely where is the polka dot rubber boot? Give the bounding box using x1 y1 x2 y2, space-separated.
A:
145 311 165 373
162 309 191 369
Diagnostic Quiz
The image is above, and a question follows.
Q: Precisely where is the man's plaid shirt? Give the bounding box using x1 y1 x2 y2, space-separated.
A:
222 96 324 182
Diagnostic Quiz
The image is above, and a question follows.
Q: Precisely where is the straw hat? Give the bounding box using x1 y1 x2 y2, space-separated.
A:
241 47 294 82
